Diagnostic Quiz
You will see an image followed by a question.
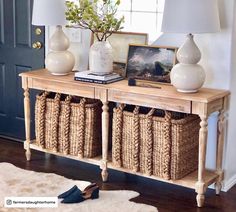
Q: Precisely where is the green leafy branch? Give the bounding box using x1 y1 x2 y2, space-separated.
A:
65 0 124 41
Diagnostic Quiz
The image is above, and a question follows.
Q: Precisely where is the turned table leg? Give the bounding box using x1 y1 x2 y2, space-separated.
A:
101 101 109 182
23 88 31 161
196 115 208 207
215 108 226 195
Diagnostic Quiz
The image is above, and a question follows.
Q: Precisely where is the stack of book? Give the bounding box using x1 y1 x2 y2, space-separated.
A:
74 71 124 84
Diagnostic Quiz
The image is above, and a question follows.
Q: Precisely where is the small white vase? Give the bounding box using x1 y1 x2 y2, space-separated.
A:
89 41 113 74
170 34 206 93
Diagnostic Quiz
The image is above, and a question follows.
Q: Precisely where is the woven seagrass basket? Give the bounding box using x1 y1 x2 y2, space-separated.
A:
35 92 102 158
112 104 200 180
169 115 199 180
58 96 102 158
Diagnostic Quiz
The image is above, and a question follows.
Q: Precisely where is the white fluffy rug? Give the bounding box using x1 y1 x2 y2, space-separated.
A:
0 163 157 212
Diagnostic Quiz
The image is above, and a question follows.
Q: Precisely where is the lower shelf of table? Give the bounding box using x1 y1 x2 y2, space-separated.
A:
28 142 219 190
29 142 102 166
108 165 218 190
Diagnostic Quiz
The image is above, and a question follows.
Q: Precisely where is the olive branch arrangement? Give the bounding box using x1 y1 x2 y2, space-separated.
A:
65 0 124 41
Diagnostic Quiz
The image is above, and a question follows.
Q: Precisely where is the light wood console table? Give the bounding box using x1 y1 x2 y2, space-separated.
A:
20 69 230 207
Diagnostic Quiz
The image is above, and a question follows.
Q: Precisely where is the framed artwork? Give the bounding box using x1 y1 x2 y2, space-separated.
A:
91 31 148 77
126 44 178 83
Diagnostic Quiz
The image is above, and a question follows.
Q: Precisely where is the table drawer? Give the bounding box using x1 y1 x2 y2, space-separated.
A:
29 78 95 98
108 90 191 113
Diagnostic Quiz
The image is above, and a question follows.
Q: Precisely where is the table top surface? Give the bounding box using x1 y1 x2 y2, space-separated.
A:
20 69 230 103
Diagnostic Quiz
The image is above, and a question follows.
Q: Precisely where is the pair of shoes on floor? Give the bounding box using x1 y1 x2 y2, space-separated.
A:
58 183 99 204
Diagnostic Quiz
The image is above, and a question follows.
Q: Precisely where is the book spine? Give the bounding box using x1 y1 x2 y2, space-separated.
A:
104 77 124 84
74 77 106 84
74 73 120 80
74 77 123 84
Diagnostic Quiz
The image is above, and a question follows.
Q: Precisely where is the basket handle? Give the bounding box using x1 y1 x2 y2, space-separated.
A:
145 108 155 176
164 110 172 121
77 98 86 158
37 91 49 148
132 105 140 172
51 93 61 152
54 93 61 101
113 104 125 167
65 95 72 103
133 106 140 115
162 110 172 180
118 103 125 111
147 108 155 117
79 97 86 105
62 95 72 155
39 91 49 100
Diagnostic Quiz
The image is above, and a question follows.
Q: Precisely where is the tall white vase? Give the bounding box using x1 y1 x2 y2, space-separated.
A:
89 41 113 74
170 34 206 93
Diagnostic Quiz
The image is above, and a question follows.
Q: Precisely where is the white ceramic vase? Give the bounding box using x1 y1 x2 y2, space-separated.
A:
89 41 113 74
170 34 206 93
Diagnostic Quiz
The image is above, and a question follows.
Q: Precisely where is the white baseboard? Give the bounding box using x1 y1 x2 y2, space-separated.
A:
223 174 236 192
207 174 236 192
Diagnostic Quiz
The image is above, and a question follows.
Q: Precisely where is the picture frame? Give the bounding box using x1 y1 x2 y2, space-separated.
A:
91 31 148 77
126 44 178 84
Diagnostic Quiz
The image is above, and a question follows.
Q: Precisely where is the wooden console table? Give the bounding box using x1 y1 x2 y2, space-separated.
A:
20 69 230 207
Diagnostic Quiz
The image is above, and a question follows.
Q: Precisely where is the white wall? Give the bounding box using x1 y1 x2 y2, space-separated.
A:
46 0 236 191
224 0 236 191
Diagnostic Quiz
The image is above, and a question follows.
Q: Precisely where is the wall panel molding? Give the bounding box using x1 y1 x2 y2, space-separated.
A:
14 0 31 47
0 63 6 115
0 0 4 45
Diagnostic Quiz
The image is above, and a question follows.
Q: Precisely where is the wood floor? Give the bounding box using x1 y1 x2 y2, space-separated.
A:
0 138 236 212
